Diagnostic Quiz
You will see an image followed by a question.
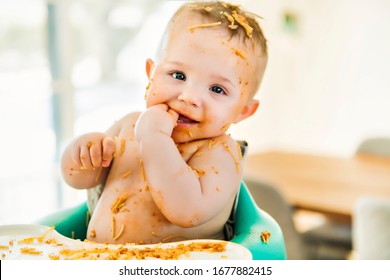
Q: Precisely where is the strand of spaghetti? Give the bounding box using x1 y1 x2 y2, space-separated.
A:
223 144 240 173
111 216 116 238
221 123 230 131
113 136 118 157
121 170 132 179
18 226 54 244
213 140 221 148
119 138 126 156
94 166 103 182
113 224 125 240
236 141 243 160
231 47 247 59
111 193 128 213
224 12 238 29
188 21 221 31
139 159 146 181
49 254 60 260
20 247 43 255
231 10 253 38
192 167 206 177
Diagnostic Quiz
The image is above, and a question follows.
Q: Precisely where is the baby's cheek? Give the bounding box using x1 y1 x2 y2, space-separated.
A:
145 92 160 108
207 112 232 130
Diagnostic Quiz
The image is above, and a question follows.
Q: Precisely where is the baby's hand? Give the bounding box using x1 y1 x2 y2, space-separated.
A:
135 104 179 140
70 133 116 169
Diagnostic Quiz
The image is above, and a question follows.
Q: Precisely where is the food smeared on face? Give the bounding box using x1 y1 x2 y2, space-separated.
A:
231 48 247 59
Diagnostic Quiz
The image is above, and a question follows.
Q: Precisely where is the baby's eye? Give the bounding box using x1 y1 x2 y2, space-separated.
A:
210 85 226 95
171 72 186 81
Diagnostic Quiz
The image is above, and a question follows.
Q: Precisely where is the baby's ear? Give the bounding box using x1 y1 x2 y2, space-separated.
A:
145 58 154 79
233 99 259 124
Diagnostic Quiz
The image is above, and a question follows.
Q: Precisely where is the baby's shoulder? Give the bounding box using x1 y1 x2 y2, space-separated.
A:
116 111 142 126
198 134 242 158
208 134 239 150
106 111 141 138
213 134 236 144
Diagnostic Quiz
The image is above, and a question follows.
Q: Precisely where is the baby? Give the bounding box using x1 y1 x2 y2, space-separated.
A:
61 1 268 245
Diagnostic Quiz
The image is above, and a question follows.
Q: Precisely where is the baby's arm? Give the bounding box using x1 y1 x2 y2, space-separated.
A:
61 118 124 189
135 105 241 227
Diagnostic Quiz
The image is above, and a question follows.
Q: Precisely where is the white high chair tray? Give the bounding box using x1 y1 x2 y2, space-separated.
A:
0 224 252 260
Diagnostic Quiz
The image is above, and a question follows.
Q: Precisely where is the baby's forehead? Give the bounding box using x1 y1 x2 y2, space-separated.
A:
167 11 258 52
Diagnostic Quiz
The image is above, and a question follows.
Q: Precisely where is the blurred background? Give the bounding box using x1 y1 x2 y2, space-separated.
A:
0 0 389 259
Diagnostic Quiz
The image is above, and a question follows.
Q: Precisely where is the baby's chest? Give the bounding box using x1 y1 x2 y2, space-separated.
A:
104 118 141 184
108 139 145 183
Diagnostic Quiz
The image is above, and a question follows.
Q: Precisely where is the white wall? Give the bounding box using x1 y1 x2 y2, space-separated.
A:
231 0 390 156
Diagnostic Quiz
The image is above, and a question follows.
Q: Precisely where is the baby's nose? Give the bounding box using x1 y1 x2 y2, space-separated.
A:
178 88 202 107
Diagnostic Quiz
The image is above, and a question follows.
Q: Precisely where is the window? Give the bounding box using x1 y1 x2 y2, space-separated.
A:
0 0 181 224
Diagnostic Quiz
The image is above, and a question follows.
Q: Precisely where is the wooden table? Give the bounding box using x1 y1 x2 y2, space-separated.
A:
244 150 390 222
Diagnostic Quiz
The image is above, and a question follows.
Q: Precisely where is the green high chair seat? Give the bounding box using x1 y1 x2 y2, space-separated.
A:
36 181 287 260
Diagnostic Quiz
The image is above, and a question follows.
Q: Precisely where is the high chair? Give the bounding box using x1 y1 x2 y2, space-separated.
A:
36 181 287 260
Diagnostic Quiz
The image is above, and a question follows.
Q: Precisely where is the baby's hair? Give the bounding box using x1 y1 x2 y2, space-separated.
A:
171 1 268 56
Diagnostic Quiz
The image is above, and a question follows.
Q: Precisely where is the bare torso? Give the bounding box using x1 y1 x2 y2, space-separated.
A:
86 113 235 244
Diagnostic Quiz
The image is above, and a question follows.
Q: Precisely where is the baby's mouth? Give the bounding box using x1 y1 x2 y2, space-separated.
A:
177 114 199 124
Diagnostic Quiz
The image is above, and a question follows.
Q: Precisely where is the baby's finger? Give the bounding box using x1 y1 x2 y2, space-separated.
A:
89 141 102 168
71 144 82 167
154 103 169 111
102 137 115 167
168 108 179 123
80 145 93 169
168 109 179 128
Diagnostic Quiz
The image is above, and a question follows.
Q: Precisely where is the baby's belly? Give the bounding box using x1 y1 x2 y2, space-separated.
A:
87 187 226 245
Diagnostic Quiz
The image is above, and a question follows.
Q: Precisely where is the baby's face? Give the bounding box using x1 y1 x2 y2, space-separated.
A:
145 12 265 143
